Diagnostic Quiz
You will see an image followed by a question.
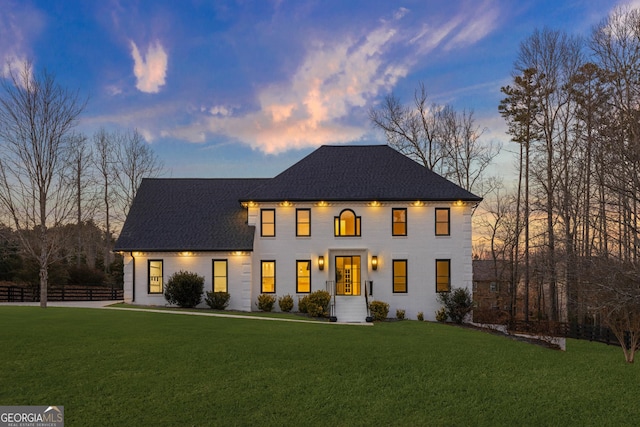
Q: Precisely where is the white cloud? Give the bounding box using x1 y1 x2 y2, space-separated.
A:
163 5 500 154
0 3 42 83
445 2 500 50
409 2 500 54
178 22 408 154
130 40 168 93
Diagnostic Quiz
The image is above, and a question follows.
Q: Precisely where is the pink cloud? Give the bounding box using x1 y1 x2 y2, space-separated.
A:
130 40 168 93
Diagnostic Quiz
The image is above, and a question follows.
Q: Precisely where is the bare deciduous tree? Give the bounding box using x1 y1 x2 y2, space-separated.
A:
370 82 499 196
0 62 86 307
583 257 640 363
113 129 164 219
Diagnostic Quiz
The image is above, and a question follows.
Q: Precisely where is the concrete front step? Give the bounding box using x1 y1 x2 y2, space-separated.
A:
334 295 369 323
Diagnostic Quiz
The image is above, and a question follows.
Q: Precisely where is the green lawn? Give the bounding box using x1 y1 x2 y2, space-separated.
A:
0 307 638 426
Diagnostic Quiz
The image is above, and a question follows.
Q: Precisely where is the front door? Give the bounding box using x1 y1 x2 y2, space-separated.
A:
335 256 361 295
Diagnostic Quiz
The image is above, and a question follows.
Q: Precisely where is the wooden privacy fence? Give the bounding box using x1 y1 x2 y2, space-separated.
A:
0 284 123 302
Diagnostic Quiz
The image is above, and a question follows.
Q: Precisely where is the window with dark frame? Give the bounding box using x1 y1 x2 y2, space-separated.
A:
296 260 311 293
393 259 408 293
261 209 275 237
261 260 276 293
148 260 163 294
435 208 450 236
212 259 228 292
392 208 407 236
436 259 451 292
296 208 311 237
334 209 361 236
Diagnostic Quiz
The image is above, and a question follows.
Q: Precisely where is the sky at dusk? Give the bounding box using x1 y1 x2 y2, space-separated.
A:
1 0 633 181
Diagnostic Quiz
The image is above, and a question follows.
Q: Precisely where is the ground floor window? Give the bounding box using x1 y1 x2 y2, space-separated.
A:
436 259 451 292
296 260 311 293
148 260 163 294
261 261 275 293
393 260 407 293
212 260 228 292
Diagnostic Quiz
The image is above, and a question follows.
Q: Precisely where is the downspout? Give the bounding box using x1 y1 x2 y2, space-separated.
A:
130 252 136 303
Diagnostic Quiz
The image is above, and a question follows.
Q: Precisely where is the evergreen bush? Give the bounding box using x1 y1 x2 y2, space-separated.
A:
164 270 204 308
369 300 389 321
278 294 294 312
437 287 473 324
257 294 276 312
205 291 230 310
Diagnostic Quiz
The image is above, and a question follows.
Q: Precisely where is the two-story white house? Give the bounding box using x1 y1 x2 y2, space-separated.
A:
114 145 481 322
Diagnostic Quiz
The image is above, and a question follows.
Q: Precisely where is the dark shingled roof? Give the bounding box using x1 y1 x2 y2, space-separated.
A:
115 145 482 251
242 145 482 202
114 178 267 252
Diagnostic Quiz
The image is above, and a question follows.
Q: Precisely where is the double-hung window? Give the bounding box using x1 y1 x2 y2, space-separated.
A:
261 261 276 293
392 208 407 236
296 260 311 293
435 208 450 236
212 260 228 292
436 259 451 292
148 260 163 294
393 260 408 293
261 209 275 237
296 209 311 237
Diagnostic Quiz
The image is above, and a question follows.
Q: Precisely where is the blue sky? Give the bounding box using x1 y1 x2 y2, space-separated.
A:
0 0 630 180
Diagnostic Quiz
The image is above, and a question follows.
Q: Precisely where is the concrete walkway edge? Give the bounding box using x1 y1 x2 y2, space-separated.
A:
0 301 373 326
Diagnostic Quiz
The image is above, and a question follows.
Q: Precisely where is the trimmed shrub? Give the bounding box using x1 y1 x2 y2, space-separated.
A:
435 307 448 322
396 309 406 320
257 294 276 312
437 287 473 324
307 290 331 316
369 300 389 321
164 270 204 308
205 291 230 310
417 311 424 322
278 294 294 312
306 302 325 318
298 295 309 313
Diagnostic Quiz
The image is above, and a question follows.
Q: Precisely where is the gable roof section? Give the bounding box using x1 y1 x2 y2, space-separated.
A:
115 178 266 252
243 145 482 202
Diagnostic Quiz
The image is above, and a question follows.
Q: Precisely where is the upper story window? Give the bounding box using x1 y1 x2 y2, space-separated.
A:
261 209 275 237
296 208 311 237
334 209 361 237
148 260 163 294
212 260 228 292
392 208 407 236
435 208 450 236
436 259 451 292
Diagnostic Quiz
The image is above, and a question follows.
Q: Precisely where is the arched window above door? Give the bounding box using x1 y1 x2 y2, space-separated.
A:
334 209 361 236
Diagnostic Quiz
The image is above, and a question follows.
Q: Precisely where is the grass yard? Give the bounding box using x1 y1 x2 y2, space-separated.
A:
0 307 638 426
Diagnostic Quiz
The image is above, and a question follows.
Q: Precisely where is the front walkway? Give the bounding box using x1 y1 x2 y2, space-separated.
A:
0 301 373 326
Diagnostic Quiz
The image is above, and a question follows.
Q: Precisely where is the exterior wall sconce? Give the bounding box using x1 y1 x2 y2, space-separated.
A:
318 256 325 271
371 256 378 271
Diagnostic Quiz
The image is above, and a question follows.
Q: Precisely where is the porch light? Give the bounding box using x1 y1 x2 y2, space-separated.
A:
318 256 325 271
454 200 464 207
371 256 378 271
179 251 193 257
